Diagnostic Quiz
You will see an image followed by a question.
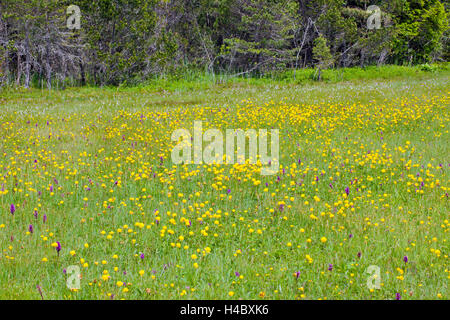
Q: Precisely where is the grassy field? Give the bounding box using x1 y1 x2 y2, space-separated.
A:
0 67 448 300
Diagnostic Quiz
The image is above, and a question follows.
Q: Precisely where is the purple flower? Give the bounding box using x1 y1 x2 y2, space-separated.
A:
295 271 301 279
56 241 61 255
395 293 401 300
28 224 34 234
349 234 353 239
357 252 361 258
235 271 240 277
345 187 349 196
36 285 44 300
33 210 38 219
10 204 15 215
403 256 408 263
328 264 333 271
43 214 47 223
140 253 145 260
226 189 231 194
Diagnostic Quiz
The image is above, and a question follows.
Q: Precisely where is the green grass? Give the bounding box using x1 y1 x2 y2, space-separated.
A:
0 67 448 300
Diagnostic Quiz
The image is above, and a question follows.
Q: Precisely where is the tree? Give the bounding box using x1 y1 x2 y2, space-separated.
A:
312 34 334 80
391 0 448 63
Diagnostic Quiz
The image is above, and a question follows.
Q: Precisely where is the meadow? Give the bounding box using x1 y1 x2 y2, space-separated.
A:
0 67 449 300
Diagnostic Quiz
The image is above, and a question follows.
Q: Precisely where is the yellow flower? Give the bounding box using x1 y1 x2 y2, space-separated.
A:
41 257 48 262
139 270 145 276
320 237 327 243
228 291 234 297
116 281 124 287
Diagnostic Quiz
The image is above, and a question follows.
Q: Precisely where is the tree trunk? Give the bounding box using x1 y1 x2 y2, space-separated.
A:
16 54 21 86
1 49 9 86
24 27 31 88
45 12 51 89
79 61 86 86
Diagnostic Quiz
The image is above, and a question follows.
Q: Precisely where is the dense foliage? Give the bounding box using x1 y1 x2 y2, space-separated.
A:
0 0 448 87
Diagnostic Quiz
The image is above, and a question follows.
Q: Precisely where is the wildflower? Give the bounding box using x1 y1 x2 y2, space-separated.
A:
328 264 333 271
56 241 61 256
36 285 44 300
10 204 15 215
28 224 33 234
